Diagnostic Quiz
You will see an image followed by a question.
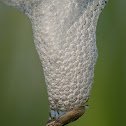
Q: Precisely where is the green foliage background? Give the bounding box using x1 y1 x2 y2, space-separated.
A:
0 0 126 126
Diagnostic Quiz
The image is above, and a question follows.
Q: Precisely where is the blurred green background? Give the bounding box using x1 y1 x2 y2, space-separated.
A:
0 0 126 126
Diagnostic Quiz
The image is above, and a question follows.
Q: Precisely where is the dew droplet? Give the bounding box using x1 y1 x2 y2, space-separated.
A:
85 105 89 108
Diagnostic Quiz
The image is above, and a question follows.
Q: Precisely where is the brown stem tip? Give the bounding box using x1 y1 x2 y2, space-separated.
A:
46 106 86 126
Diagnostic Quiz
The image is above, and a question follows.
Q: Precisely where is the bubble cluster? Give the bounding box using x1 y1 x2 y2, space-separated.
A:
29 0 108 111
0 0 108 112
31 0 108 111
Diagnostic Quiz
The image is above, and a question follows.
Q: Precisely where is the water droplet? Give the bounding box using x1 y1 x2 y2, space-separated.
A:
85 105 89 108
